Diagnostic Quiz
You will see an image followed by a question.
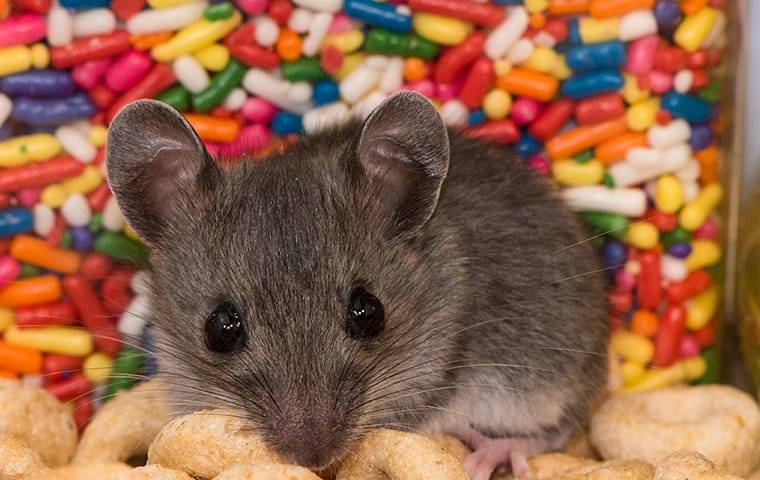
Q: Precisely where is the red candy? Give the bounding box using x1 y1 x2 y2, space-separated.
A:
63 274 121 356
0 156 84 193
50 31 131 69
575 92 624 125
653 304 686 367
459 57 494 109
15 302 78 328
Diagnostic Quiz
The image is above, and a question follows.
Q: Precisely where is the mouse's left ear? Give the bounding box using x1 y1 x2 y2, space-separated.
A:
355 91 450 236
106 99 220 246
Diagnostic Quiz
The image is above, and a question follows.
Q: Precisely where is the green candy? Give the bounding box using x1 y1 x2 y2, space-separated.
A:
204 1 234 20
158 85 191 112
365 29 439 59
59 231 71 249
661 227 691 249
281 58 329 82
88 213 103 232
695 348 718 384
19 263 41 278
602 173 615 188
578 211 629 238
574 150 593 163
94 231 149 268
104 346 145 400
192 59 246 113
697 79 721 103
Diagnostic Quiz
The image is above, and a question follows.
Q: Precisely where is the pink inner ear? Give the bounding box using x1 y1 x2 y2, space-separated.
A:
147 146 204 210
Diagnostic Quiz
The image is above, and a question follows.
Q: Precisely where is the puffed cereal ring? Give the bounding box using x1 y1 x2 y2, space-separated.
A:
427 433 470 463
213 464 321 480
75 379 172 464
147 410 280 479
653 451 743 480
335 429 468 480
555 460 655 480
0 433 44 480
590 386 760 476
35 463 193 480
0 379 77 467
527 453 599 479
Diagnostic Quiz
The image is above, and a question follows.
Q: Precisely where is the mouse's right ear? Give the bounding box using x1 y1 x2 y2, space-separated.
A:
106 99 220 246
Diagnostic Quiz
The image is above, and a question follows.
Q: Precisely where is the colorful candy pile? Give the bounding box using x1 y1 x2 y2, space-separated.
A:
0 0 729 426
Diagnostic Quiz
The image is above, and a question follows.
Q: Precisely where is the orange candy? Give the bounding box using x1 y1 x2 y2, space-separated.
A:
696 146 719 183
495 68 559 102
129 32 172 51
681 0 708 15
0 276 62 308
10 235 82 274
631 310 659 337
548 0 590 15
529 12 546 29
184 114 241 143
595 132 648 164
403 58 428 82
546 117 629 160
276 28 302 62
589 0 654 17
0 341 43 374
0 370 17 379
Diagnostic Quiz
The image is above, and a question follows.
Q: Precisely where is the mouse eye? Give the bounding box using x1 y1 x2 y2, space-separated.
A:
346 286 385 340
205 303 245 353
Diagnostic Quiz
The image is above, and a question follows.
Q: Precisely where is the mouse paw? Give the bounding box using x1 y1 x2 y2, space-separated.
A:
461 436 538 480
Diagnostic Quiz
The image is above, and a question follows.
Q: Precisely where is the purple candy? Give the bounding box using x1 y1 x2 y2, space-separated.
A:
668 242 692 259
654 0 681 35
689 124 712 150
0 69 77 98
0 122 11 141
70 226 95 252
11 93 96 126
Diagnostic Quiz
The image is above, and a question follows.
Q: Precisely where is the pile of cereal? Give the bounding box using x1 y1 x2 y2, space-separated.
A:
0 0 730 428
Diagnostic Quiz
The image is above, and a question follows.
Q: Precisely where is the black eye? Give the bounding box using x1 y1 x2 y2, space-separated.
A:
346 286 385 340
205 303 245 353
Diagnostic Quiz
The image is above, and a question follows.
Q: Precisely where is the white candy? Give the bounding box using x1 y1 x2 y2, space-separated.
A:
292 0 342 12
647 120 691 149
351 91 387 120
395 4 411 16
242 69 312 113
102 196 125 232
440 99 469 127
70 120 91 135
0 94 11 126
287 82 313 104
532 31 556 48
55 125 96 164
61 193 92 227
33 204 55 237
303 102 350 134
682 181 699 202
118 294 150 337
485 7 529 59
222 87 247 111
340 58 385 104
47 7 73 47
673 69 694 94
506 38 534 64
173 55 210 94
611 143 690 187
561 186 647 217
618 10 657 41
127 1 208 34
661 143 692 170
703 10 727 49
130 271 151 296
253 15 279 47
625 147 661 169
302 12 332 57
287 8 313 33
72 9 116 38
661 255 688 282
675 159 701 183
379 57 403 93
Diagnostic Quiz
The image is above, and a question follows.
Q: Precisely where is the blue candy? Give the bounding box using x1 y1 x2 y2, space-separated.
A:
668 242 692 259
602 239 627 268
0 208 33 237
272 112 303 135
0 70 77 98
70 226 95 252
467 109 486 126
515 133 542 157
565 41 625 73
561 70 624 99
689 124 712 150
567 18 581 45
345 0 412 33
313 80 340 106
59 0 109 8
0 122 11 141
11 94 97 126
661 92 712 123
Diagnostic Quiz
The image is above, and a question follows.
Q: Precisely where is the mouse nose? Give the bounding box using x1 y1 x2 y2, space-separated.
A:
277 417 341 470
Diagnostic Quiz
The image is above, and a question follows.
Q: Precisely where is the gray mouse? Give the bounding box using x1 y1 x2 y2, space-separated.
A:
105 92 608 480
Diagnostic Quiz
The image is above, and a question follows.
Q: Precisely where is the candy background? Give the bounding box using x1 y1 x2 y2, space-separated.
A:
0 0 734 430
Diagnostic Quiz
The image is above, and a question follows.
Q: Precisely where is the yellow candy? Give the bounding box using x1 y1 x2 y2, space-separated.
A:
674 7 718 53
493 59 512 77
193 44 230 72
30 43 49 69
124 224 141 241
83 352 114 384
151 11 242 62
551 159 604 186
0 45 31 76
334 52 366 81
483 89 512 120
41 184 67 208
88 125 108 148
578 17 619 44
323 29 364 54
654 175 684 214
686 286 718 331
625 97 659 132
624 222 659 249
525 0 549 13
4 325 93 357
412 12 472 46
0 308 12 332
621 361 646 387
0 134 61 167
60 165 102 195
147 0 193 8
610 330 654 364
622 357 706 393
520 47 560 74
622 73 650 104
685 239 721 271
550 55 572 80
679 182 722 230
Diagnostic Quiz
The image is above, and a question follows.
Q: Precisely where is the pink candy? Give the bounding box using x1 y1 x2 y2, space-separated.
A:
234 0 267 16
626 35 659 75
528 155 550 176
0 256 21 290
403 79 435 98
511 98 543 126
0 13 46 48
615 269 637 292
645 70 673 94
694 216 718 240
16 188 41 208
243 97 278 123
105 50 153 93
678 334 701 358
71 58 112 91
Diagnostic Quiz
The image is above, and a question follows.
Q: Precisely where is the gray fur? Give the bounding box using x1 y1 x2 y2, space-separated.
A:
106 93 608 470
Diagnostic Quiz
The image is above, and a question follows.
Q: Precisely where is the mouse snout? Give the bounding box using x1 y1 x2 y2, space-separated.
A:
275 416 344 469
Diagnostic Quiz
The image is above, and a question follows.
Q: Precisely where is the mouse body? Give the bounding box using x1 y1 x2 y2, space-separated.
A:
106 92 607 480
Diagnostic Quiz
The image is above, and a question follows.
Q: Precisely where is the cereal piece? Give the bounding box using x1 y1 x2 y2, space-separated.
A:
212 464 321 480
563 430 597 460
0 433 44 480
335 429 468 480
133 465 195 480
0 380 77 467
591 386 760 476
427 433 470 463
147 409 280 479
653 451 744 480
74 378 172 464
527 453 599 479
555 459 655 480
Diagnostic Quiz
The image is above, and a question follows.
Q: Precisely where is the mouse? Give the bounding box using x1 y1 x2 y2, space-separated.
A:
105 92 608 480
